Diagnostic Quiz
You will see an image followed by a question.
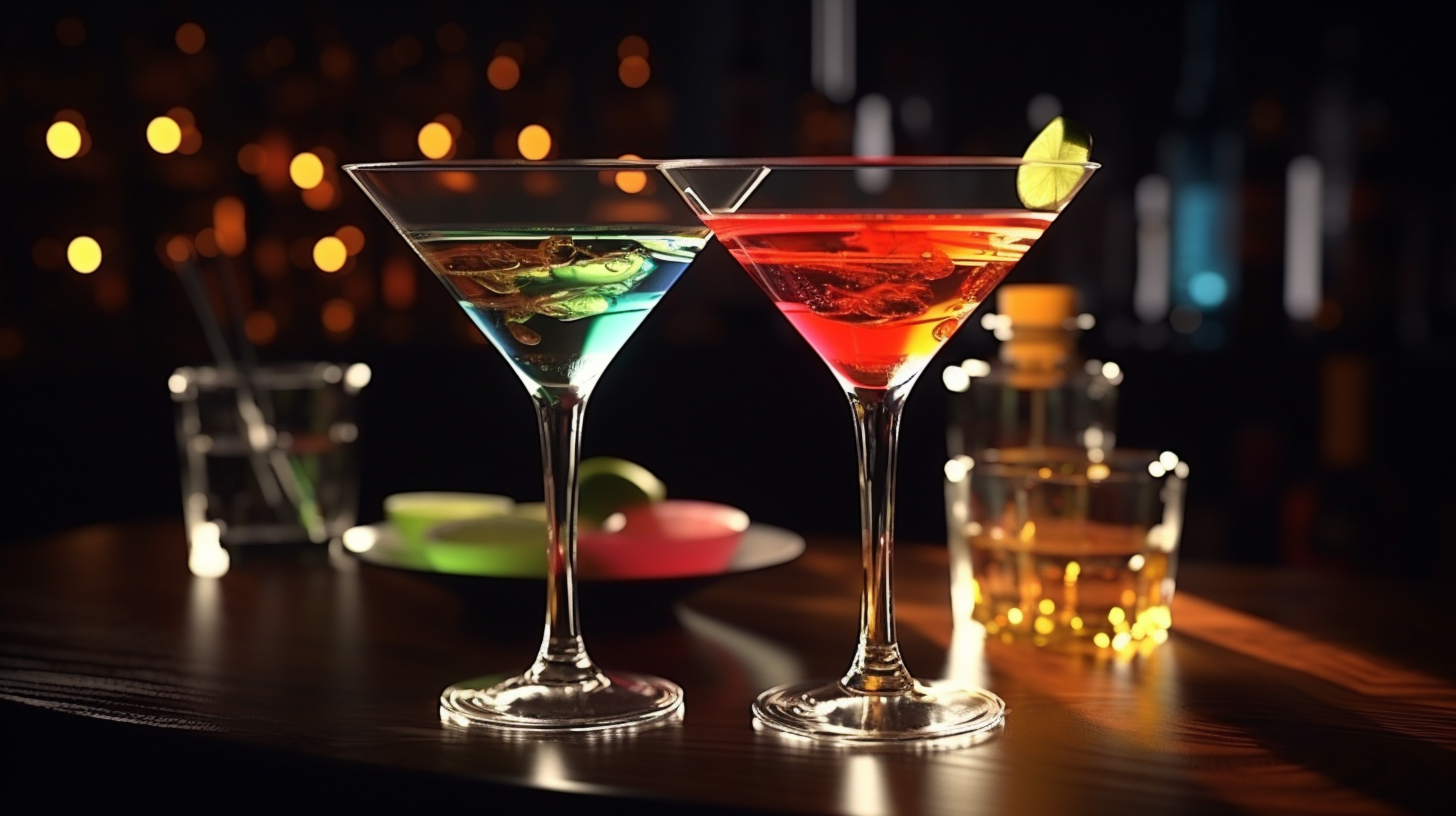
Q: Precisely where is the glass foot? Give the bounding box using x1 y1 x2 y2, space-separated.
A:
752 679 1004 743
440 671 683 731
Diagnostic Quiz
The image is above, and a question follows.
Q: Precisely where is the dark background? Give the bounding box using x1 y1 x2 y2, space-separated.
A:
2 2 1452 575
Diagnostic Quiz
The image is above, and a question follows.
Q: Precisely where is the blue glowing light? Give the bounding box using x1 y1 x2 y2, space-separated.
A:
1189 271 1228 307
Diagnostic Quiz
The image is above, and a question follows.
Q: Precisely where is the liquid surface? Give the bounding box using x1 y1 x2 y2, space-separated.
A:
968 521 1174 651
706 212 1054 389
414 230 708 390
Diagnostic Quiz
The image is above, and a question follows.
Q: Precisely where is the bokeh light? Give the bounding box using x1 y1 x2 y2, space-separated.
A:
335 225 365 255
517 125 551 160
487 56 520 90
237 143 266 174
165 235 193 264
618 35 649 59
615 154 647 194
56 17 85 48
302 180 338 210
46 121 82 159
67 236 102 274
383 256 416 310
417 122 453 159
289 152 325 189
437 23 467 54
619 55 650 88
320 44 353 79
175 22 205 55
194 228 219 258
322 299 355 333
313 236 347 272
32 238 65 270
214 197 246 256
147 117 182 154
244 311 278 345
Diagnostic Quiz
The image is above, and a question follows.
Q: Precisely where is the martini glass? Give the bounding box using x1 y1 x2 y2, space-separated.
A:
659 157 1097 742
347 160 707 730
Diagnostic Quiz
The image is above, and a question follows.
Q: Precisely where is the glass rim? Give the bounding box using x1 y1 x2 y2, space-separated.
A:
658 156 1101 171
342 159 664 173
970 447 1186 483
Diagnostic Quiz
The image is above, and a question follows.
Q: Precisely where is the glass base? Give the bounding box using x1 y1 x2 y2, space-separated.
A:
439 671 684 731
752 679 1005 743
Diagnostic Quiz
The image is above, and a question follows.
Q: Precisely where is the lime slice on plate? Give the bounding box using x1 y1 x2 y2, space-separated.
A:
384 492 514 550
579 456 666 527
1017 116 1093 211
424 516 548 577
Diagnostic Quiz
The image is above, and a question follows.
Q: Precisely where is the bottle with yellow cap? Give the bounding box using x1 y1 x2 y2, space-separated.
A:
944 283 1120 460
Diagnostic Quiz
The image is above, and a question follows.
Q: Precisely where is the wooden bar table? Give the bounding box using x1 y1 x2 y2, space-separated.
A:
1 521 1451 813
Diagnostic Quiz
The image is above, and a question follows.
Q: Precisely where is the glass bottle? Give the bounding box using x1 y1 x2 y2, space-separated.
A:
945 284 1120 461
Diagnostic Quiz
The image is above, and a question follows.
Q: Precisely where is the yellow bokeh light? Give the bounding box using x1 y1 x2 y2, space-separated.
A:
1006 607 1024 626
1112 632 1133 651
46 121 83 159
486 56 520 90
147 116 182 154
1037 598 1055 615
313 236 347 272
417 122 453 159
290 152 325 189
67 236 102 274
1070 616 1084 630
1107 607 1126 625
1034 616 1055 635
1065 560 1081 580
1093 633 1111 649
615 153 647 194
1087 463 1110 482
517 124 551 160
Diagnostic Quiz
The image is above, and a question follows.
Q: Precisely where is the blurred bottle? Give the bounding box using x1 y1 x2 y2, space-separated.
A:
1281 353 1379 569
1160 0 1242 351
946 284 1120 460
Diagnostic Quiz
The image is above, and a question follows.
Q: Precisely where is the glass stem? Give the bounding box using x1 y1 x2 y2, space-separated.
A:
842 385 916 694
526 386 604 687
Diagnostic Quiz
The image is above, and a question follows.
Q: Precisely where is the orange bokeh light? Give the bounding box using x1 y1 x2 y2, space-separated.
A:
383 257 417 310
619 55 650 88
238 143 266 174
214 197 246 256
335 225 366 256
245 311 278 345
615 154 647 194
487 56 520 90
618 35 649 59
176 22 205 55
322 299 355 333
517 125 551 160
165 235 194 264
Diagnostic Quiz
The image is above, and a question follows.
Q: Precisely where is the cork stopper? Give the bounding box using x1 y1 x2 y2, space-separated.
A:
997 284 1079 388
997 284 1078 328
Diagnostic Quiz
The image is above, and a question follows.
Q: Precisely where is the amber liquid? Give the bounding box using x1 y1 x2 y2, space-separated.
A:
968 520 1174 650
